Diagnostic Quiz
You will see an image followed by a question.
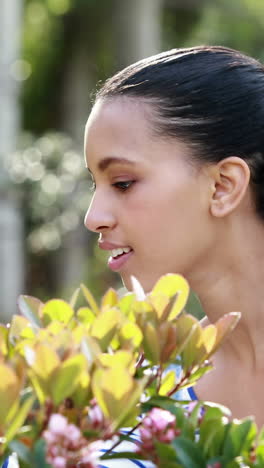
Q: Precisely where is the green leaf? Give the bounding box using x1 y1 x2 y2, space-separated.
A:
5 395 35 445
155 442 182 467
32 438 53 468
179 364 213 388
172 437 206 467
9 440 33 466
203 401 232 419
101 451 146 461
185 290 205 319
223 418 256 460
69 287 80 309
42 299 74 325
199 417 227 459
175 315 201 371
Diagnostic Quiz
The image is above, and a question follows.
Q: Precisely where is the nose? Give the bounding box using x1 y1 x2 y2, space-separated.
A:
84 192 116 233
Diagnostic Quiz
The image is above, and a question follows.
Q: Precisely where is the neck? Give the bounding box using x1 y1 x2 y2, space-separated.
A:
188 214 264 372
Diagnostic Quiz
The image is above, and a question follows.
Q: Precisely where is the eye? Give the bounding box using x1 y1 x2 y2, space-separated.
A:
112 180 135 191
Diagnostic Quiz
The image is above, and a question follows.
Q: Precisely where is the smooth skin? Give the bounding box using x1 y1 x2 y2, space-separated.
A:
84 97 264 426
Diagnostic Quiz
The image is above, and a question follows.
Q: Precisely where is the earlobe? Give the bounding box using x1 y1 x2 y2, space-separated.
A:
209 157 250 218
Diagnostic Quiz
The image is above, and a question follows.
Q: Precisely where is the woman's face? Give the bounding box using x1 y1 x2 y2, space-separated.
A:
84 97 215 292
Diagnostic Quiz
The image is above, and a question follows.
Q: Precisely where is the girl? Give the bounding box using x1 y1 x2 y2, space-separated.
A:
84 46 264 430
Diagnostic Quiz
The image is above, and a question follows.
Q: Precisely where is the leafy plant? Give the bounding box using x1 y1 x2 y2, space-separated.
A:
1 274 262 468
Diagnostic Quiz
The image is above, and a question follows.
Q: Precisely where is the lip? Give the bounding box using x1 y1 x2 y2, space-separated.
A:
98 240 132 251
108 249 134 272
98 239 134 272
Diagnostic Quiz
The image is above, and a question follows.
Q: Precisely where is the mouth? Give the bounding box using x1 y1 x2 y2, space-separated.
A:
108 247 134 272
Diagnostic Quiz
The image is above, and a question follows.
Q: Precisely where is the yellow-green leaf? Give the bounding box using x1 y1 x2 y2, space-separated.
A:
42 299 74 325
17 295 43 328
69 287 80 309
92 366 144 429
152 273 189 298
159 370 176 396
81 336 102 366
26 344 60 379
98 350 135 374
77 307 95 325
5 395 35 446
118 293 135 316
90 308 121 350
101 288 118 308
151 274 189 320
72 370 91 407
142 322 160 364
9 316 31 344
201 325 217 354
51 354 88 405
0 364 21 421
119 322 143 349
209 312 241 358
80 284 100 315
149 294 170 321
0 326 8 356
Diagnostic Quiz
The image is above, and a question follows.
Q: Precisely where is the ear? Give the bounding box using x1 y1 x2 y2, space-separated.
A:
209 157 250 217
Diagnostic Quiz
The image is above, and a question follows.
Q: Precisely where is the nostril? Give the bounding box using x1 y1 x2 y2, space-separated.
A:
94 225 110 233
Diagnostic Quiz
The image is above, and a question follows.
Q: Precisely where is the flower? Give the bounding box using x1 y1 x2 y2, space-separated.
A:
138 407 180 455
43 414 100 468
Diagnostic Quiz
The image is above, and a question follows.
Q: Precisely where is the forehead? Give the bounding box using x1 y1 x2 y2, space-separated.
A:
85 97 154 151
84 96 196 173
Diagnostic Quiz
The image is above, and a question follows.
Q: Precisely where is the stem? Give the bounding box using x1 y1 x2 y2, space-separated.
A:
157 365 163 393
136 352 145 369
167 369 192 397
102 421 143 457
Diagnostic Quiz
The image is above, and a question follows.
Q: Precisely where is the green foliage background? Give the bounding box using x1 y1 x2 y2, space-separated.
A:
14 0 264 302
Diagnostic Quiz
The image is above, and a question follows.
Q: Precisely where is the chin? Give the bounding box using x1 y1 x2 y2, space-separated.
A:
121 273 157 294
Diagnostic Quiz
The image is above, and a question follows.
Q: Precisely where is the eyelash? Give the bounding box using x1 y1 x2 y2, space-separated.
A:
89 180 135 193
112 180 135 191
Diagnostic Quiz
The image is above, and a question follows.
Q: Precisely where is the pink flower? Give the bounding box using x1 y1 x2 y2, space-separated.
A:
52 456 66 468
48 414 68 435
43 413 100 468
87 399 106 431
138 407 180 459
144 408 175 432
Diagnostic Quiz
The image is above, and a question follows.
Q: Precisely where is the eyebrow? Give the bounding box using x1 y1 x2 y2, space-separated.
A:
88 156 136 173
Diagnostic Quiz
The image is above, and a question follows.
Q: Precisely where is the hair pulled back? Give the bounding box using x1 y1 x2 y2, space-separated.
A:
97 46 264 219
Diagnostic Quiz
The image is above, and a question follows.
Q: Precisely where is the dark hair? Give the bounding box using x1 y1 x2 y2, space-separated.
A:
97 45 264 219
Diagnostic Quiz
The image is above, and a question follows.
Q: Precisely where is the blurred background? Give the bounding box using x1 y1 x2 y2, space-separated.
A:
1 0 263 321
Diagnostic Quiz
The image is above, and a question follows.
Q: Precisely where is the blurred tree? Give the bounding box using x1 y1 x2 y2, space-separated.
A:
0 0 24 321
